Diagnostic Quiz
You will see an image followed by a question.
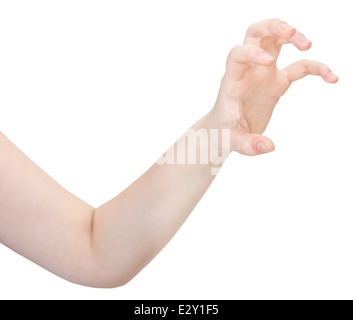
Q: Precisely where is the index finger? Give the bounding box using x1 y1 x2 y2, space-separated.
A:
244 18 312 53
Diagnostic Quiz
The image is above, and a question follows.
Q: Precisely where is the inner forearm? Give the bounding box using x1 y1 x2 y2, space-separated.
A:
90 114 229 287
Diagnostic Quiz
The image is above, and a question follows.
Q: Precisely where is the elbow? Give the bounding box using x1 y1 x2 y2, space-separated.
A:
74 207 140 288
91 275 135 289
66 266 137 288
68 265 139 289
67 273 135 289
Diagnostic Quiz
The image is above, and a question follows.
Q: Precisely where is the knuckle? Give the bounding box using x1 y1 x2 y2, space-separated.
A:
246 22 258 35
231 45 242 53
267 18 282 29
272 18 282 25
228 45 242 59
299 59 312 71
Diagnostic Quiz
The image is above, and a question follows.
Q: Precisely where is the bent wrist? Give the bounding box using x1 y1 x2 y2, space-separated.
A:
191 113 231 170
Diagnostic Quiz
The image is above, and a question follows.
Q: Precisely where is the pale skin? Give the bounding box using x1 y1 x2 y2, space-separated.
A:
0 19 338 288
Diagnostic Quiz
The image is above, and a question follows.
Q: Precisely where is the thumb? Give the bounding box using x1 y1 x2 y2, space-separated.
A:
232 131 275 156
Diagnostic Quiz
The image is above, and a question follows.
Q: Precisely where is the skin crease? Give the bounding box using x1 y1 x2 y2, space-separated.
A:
0 19 338 288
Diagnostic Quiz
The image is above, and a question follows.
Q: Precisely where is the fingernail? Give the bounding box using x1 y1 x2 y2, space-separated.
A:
260 52 274 61
297 34 311 44
328 71 338 81
256 142 272 153
281 22 294 30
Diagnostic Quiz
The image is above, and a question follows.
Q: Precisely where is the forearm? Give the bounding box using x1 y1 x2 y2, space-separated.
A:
0 112 229 288
89 113 229 287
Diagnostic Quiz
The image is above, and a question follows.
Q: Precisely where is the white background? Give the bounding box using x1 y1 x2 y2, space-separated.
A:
0 0 351 300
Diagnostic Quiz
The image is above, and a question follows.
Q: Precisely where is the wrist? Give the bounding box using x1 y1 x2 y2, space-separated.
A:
190 113 231 174
211 91 245 132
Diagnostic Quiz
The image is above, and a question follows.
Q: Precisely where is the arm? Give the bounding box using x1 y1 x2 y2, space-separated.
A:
0 19 338 288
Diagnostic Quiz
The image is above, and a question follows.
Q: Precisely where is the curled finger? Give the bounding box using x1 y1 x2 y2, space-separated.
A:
226 44 274 80
283 59 339 83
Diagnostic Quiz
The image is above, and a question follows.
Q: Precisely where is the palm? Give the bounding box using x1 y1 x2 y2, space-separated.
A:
231 64 290 133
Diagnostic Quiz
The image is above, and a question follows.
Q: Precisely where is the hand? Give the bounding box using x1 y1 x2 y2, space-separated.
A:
211 18 338 156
